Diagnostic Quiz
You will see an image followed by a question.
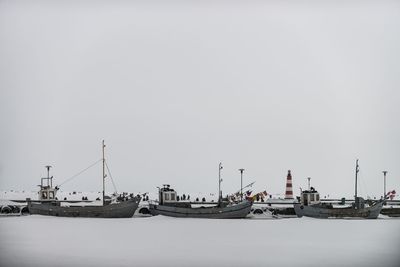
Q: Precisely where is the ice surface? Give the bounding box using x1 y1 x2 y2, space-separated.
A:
0 215 399 267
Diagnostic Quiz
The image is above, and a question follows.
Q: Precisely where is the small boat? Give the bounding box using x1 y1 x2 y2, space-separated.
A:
293 160 383 219
381 206 400 217
149 163 252 219
380 195 400 217
380 190 400 217
149 185 252 218
27 141 141 218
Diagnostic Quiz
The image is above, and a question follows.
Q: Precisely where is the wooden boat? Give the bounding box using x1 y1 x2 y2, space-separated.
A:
381 206 400 217
27 141 141 218
293 160 383 219
380 190 400 217
149 185 252 218
149 163 252 218
380 198 400 217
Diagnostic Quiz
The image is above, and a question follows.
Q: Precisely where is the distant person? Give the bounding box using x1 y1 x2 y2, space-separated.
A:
187 195 190 200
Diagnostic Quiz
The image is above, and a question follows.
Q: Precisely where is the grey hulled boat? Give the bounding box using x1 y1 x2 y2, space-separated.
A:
149 163 252 218
293 189 383 219
294 160 383 219
380 191 400 217
28 197 140 218
27 141 141 218
381 206 400 217
149 185 252 218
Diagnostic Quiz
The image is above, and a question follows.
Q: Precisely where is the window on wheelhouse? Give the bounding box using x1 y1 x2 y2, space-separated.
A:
170 193 176 201
164 193 170 201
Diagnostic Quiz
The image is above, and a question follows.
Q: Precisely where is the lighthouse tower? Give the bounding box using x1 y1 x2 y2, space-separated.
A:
285 170 294 199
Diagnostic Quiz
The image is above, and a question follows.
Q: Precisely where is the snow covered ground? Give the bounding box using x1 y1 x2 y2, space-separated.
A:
0 215 399 267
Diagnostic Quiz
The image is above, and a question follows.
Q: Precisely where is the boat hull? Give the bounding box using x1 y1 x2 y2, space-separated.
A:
149 201 252 219
293 201 383 219
28 197 141 218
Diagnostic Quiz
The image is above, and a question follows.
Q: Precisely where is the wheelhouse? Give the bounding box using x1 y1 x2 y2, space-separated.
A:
159 184 177 205
300 187 320 206
38 166 58 201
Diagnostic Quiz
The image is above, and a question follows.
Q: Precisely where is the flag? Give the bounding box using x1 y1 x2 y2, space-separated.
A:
388 190 396 200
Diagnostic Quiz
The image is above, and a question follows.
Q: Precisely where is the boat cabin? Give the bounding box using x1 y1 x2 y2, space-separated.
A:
38 166 58 201
300 187 320 206
158 184 177 205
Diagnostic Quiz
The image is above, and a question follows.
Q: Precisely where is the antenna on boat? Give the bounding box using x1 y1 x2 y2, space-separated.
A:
102 140 106 206
307 177 311 191
218 162 223 204
45 165 52 187
354 159 359 199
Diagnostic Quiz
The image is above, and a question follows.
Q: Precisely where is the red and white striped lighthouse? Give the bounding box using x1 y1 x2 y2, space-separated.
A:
285 170 293 199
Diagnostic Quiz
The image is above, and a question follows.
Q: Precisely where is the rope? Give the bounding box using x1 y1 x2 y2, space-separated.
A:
59 159 102 186
105 160 118 194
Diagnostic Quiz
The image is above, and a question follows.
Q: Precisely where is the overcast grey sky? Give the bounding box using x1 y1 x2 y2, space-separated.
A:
0 0 399 199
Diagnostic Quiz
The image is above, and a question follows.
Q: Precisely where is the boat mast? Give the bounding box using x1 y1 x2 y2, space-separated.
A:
46 165 52 187
239 168 245 201
102 140 106 206
218 162 223 204
383 171 388 200
354 159 359 199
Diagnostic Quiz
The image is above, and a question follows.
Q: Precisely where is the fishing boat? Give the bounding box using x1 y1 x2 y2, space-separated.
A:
27 141 141 218
381 191 400 217
293 160 383 219
380 181 400 217
149 163 252 218
381 205 400 217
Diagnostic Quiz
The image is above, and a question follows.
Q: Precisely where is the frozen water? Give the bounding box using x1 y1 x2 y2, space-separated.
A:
0 215 399 267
